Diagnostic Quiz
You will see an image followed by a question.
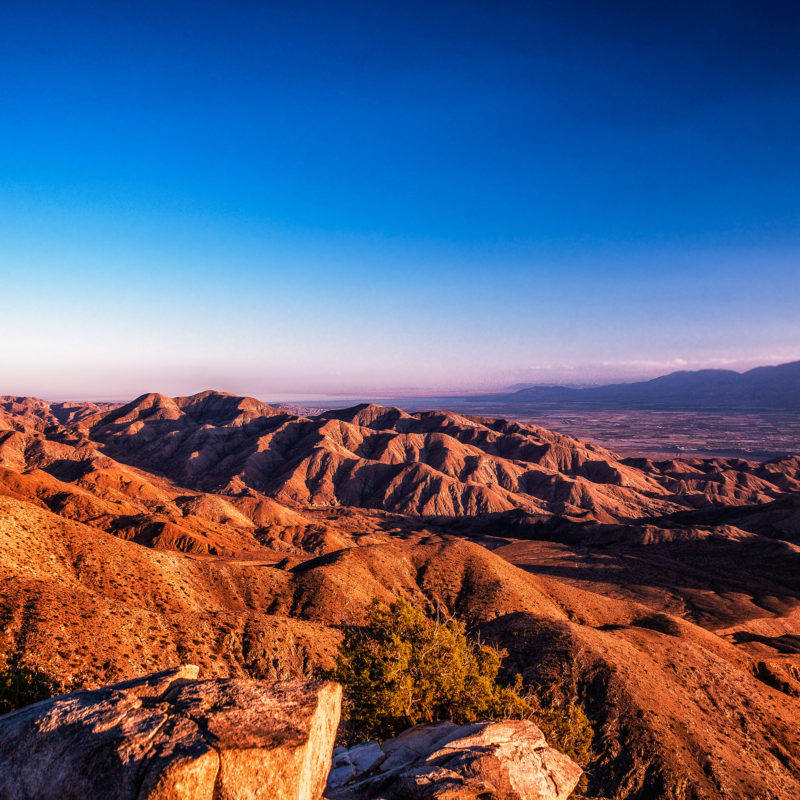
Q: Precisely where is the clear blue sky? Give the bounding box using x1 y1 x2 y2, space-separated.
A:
1 1 799 399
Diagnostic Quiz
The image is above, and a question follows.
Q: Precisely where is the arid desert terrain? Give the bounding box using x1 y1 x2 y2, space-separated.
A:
1 391 800 798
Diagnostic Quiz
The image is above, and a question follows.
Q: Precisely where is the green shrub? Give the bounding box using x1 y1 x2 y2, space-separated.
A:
0 660 64 716
534 702 594 793
333 595 530 741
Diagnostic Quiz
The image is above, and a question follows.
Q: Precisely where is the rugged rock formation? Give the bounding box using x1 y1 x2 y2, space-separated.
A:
325 720 582 800
1 391 799 559
2 488 800 798
0 666 342 800
2 393 800 798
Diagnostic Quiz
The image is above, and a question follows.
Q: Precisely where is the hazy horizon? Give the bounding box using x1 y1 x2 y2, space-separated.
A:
6 354 796 406
3 2 799 399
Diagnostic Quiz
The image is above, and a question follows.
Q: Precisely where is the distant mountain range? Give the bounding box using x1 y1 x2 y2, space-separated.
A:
488 360 800 411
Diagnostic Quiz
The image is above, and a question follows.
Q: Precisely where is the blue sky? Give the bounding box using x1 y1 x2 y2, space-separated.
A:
1 1 799 399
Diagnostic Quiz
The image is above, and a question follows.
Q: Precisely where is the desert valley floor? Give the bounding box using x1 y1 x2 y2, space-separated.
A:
1 391 799 799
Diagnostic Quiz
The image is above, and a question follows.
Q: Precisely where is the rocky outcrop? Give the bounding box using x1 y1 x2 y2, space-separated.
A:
0 666 579 800
0 666 342 800
325 720 582 800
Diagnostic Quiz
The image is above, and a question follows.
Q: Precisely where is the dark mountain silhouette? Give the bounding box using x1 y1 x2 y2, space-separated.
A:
495 360 800 410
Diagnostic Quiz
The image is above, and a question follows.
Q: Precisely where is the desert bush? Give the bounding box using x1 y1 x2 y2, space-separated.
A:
0 659 65 715
333 595 530 741
534 702 594 793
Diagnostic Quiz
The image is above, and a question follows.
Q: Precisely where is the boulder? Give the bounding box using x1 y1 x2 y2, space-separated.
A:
325 720 582 800
0 665 342 800
329 741 386 788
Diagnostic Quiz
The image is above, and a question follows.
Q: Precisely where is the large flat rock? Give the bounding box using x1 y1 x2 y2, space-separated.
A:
326 719 582 800
0 666 341 800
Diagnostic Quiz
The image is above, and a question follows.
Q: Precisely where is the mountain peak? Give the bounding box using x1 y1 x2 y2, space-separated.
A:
319 403 411 428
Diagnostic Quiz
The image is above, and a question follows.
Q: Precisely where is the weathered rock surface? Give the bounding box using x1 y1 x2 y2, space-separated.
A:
325 719 582 800
0 666 342 800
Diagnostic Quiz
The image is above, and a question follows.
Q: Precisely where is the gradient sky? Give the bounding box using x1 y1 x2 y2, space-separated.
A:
1 1 799 400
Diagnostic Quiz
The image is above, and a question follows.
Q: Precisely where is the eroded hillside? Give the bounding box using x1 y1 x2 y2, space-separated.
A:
1 391 800 799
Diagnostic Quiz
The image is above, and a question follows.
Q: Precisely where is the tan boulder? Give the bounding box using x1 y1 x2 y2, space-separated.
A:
0 666 341 800
325 719 582 800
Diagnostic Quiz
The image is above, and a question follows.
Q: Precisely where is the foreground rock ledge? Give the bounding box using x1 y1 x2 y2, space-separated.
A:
326 719 583 800
0 665 342 800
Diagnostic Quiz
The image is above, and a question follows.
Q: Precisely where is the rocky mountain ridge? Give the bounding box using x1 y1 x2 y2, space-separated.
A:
2 391 798 560
486 359 800 411
1 391 799 798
